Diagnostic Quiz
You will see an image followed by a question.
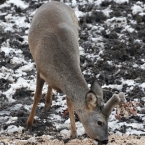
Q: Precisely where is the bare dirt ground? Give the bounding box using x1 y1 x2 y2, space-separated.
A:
0 134 145 145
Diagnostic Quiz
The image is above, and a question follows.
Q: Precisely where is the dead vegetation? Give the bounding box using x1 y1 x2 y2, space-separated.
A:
115 101 140 120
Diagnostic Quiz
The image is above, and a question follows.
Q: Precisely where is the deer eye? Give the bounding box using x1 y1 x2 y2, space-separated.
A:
97 121 103 126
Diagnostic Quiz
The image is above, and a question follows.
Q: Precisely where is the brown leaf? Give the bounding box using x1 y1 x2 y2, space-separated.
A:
123 110 129 119
115 99 140 120
128 102 133 107
115 114 121 120
129 107 137 116
116 107 121 115
132 108 137 116
122 103 129 108
132 101 140 107
62 108 69 117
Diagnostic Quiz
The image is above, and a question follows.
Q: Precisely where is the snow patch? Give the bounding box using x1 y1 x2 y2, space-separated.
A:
113 0 129 4
131 4 144 15
7 0 28 9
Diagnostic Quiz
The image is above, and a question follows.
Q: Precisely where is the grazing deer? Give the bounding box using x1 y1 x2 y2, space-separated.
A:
26 1 125 144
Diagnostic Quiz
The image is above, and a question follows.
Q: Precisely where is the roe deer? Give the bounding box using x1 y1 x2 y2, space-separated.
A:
26 1 125 144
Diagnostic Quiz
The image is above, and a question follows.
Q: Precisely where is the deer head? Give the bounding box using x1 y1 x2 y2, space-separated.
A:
75 80 124 144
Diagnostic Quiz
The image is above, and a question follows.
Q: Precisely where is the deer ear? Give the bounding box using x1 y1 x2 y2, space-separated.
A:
86 91 97 110
91 79 103 98
102 94 120 117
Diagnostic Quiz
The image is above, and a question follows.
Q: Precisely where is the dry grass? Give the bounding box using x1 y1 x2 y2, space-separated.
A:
0 134 145 145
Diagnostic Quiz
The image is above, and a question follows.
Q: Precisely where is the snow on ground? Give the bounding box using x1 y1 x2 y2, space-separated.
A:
0 0 145 144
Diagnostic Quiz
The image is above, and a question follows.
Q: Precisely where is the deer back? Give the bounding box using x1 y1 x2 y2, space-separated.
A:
28 2 81 90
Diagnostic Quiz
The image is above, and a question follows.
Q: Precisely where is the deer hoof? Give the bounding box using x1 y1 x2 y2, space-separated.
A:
70 131 77 139
44 104 51 112
26 122 33 132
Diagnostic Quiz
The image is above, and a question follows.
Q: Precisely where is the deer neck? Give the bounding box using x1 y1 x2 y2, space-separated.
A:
61 70 89 110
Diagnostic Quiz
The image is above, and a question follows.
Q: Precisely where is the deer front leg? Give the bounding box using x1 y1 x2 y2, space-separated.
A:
66 97 77 139
44 86 52 111
26 73 44 131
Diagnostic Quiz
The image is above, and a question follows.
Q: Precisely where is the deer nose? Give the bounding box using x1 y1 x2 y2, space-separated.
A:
95 139 108 144
100 139 108 144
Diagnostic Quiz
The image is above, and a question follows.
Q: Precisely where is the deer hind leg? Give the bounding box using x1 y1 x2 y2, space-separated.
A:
44 86 52 111
26 73 44 131
66 97 77 139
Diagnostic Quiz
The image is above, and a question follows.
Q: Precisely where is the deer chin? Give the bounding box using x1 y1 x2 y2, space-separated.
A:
86 133 102 145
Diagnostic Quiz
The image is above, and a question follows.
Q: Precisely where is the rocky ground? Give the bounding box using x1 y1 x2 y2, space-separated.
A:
0 0 145 144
